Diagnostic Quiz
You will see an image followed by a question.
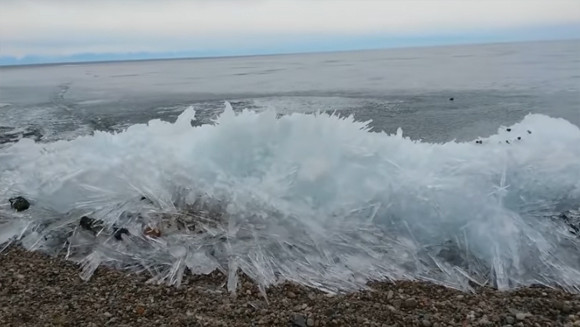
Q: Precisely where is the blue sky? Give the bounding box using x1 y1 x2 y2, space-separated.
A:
1 0 579 66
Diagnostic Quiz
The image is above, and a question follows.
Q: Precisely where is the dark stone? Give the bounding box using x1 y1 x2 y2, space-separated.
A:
468 280 480 288
517 136 521 140
436 240 467 267
403 297 418 309
529 283 549 289
79 216 104 234
113 227 130 240
449 97 454 101
527 130 532 134
79 216 95 230
139 196 154 205
506 140 510 144
561 302 573 314
9 196 30 212
507 128 512 132
290 314 307 327
324 308 337 317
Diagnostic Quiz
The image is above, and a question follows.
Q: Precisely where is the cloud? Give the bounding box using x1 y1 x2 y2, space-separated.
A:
1 0 579 58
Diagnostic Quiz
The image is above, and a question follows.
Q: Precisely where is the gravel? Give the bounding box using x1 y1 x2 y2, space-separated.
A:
1 246 580 326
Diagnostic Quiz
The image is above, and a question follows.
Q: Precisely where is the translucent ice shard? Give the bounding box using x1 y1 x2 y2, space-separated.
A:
1 102 580 293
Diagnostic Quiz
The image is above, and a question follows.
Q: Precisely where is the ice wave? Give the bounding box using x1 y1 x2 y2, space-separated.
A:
1 102 580 294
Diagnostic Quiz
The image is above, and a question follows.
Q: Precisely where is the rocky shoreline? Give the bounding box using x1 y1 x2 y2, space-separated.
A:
2 197 580 326
1 246 580 327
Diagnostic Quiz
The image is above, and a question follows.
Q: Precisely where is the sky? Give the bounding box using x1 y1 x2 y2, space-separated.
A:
1 0 580 65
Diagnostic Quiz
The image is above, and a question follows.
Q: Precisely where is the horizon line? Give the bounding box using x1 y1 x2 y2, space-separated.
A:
1 37 579 68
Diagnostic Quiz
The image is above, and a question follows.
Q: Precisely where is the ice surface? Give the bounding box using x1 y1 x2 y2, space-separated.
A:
1 102 580 294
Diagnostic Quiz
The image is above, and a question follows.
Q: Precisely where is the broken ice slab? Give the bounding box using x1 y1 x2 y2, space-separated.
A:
0 103 580 294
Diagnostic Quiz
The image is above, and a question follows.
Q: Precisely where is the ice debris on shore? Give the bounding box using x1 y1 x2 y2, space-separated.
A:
1 102 580 294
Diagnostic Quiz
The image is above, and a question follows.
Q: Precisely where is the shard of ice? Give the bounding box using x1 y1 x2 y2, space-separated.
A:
1 101 580 294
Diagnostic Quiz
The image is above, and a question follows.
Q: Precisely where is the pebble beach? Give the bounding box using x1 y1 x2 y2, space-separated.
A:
1 246 580 327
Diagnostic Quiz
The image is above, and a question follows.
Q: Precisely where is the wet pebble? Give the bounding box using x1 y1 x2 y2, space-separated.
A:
9 196 30 212
403 297 417 309
113 228 130 240
1 246 578 327
387 290 394 300
290 313 307 327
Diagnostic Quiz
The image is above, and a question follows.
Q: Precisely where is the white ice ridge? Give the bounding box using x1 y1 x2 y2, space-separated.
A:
1 101 580 294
